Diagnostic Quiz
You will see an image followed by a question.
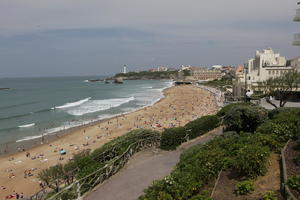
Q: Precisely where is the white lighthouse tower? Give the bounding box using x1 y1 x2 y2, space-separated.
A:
123 65 127 74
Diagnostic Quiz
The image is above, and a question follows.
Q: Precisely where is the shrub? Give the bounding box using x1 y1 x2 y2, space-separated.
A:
232 144 270 178
257 109 300 142
217 102 252 117
224 105 268 133
287 175 300 191
160 127 187 150
235 180 254 195
91 129 160 161
160 115 220 150
262 191 278 200
268 107 299 119
184 115 220 139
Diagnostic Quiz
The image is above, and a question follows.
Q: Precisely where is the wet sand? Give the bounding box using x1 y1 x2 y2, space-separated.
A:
0 85 218 199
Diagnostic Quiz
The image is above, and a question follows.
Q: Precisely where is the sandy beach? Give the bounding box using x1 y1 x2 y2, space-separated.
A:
0 85 218 199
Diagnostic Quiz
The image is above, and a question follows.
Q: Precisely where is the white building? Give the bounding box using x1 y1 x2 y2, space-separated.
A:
233 48 294 98
246 48 292 90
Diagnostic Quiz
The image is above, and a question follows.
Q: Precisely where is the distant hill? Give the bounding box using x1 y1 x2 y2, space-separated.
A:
113 71 178 80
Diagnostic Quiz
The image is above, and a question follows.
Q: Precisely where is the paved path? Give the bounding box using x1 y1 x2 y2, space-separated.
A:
84 127 223 200
259 98 300 110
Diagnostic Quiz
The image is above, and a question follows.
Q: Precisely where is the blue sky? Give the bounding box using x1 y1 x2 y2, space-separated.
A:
0 0 299 77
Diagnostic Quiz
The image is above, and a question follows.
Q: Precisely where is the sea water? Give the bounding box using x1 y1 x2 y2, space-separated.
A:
0 76 173 147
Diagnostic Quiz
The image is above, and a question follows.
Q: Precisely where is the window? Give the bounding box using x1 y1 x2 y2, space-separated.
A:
268 71 271 75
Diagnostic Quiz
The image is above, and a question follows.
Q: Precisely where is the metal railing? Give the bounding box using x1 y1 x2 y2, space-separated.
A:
280 140 298 200
27 135 160 200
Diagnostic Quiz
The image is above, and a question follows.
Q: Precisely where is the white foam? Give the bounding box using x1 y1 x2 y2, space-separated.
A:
18 123 35 128
53 97 91 109
83 80 89 83
16 135 42 142
142 86 153 89
67 96 135 116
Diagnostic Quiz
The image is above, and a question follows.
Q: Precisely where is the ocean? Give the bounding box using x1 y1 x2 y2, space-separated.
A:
0 76 173 150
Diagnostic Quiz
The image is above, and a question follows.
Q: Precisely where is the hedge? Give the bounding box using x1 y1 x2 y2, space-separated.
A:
160 127 187 150
217 102 253 117
160 115 221 150
184 115 221 139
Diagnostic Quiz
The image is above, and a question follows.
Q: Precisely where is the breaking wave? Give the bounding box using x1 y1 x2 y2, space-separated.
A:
18 123 35 128
53 97 91 109
67 96 135 116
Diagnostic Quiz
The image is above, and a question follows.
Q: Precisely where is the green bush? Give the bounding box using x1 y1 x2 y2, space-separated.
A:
160 115 220 150
160 127 187 150
232 144 270 178
91 129 160 161
184 115 220 139
257 109 300 142
262 191 278 200
287 175 300 191
224 105 268 133
268 107 299 119
217 102 252 117
235 180 254 195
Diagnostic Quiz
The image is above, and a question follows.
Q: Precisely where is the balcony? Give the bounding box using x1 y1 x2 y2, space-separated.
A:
294 9 300 21
293 33 300 46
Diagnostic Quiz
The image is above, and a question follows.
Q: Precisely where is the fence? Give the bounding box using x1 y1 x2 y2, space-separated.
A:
280 140 298 200
27 135 160 200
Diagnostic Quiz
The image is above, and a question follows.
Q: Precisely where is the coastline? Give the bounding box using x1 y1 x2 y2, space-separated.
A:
0 85 219 198
0 82 173 156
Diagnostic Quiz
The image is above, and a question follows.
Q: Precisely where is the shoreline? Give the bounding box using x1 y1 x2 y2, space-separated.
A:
0 85 219 198
0 82 173 156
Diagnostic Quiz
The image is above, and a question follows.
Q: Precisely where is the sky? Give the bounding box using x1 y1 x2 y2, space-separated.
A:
0 0 299 78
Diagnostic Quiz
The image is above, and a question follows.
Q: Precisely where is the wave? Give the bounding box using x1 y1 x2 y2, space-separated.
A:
83 80 89 83
16 135 42 143
53 97 91 109
142 86 153 89
67 96 135 116
18 123 35 128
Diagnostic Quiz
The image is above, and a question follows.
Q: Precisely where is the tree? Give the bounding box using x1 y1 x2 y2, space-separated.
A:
258 70 300 108
38 164 65 192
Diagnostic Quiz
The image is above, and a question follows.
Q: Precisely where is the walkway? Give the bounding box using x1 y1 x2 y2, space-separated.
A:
84 127 223 200
259 98 300 110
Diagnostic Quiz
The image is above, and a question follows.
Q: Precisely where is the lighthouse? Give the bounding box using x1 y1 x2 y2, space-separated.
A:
123 65 127 74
